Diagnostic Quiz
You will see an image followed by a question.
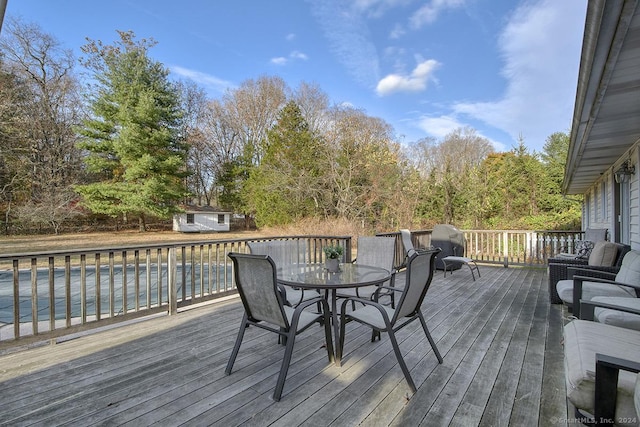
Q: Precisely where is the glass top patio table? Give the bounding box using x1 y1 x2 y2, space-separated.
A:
277 263 391 365
277 262 391 289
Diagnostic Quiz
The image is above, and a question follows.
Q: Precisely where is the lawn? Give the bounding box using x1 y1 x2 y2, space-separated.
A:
0 230 265 255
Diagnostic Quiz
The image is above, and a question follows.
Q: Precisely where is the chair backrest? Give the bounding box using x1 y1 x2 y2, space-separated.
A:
584 228 608 242
615 250 640 285
400 229 416 257
247 240 308 267
355 236 396 272
394 248 441 321
228 252 289 329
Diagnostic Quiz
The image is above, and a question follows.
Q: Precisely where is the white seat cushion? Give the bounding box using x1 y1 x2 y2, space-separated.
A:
592 296 640 331
564 320 640 421
616 251 640 285
556 279 637 305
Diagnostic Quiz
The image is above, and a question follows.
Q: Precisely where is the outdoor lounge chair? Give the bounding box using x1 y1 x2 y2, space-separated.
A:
225 252 334 401
336 236 396 305
547 242 631 304
337 248 443 393
555 228 608 258
556 250 640 318
563 300 640 424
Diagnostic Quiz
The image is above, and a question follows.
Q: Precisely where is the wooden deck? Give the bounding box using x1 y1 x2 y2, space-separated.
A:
0 265 567 426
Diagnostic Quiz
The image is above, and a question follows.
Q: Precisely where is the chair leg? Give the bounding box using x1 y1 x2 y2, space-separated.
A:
323 308 334 364
387 328 417 393
418 312 443 363
273 329 296 401
225 314 248 375
337 312 347 366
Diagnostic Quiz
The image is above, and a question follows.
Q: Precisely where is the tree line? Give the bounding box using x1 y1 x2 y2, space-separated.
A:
0 19 581 235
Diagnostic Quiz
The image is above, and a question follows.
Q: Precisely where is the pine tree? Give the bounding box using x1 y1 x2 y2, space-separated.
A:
75 31 188 231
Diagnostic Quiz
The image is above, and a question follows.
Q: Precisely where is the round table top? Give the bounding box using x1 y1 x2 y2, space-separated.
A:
277 263 391 290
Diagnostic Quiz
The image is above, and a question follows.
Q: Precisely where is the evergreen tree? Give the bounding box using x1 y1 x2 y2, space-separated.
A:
75 31 188 231
244 101 323 226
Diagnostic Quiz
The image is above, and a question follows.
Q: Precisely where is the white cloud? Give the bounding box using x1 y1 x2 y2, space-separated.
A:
271 57 288 65
376 59 440 96
290 51 308 60
417 115 463 138
286 33 296 41
416 115 507 151
389 23 406 39
410 0 466 29
270 51 309 66
308 0 380 87
170 66 234 94
452 0 586 151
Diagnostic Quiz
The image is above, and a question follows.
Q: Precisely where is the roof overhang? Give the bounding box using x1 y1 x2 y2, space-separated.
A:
564 0 640 194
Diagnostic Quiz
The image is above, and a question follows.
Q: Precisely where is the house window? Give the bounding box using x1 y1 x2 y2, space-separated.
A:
186 213 195 224
218 214 225 224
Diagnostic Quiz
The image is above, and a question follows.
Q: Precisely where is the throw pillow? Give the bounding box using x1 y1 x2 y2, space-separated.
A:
575 240 594 258
588 241 618 266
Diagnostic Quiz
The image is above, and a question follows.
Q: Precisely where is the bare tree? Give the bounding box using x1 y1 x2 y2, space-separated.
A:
412 127 494 224
291 81 330 137
0 18 85 231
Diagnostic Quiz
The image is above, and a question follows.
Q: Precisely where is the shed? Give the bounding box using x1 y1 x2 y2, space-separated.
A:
173 206 231 233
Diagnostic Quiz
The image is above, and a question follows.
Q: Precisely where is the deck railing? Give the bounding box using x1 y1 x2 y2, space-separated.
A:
0 229 583 347
0 235 352 347
378 229 584 269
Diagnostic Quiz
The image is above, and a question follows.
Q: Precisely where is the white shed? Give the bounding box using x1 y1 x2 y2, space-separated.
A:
173 206 231 233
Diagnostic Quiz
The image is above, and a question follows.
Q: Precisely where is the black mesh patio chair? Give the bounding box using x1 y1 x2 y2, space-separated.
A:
337 248 443 394
336 236 396 307
225 252 334 401
247 240 317 307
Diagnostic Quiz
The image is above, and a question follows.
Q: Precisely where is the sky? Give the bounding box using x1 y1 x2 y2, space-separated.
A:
3 0 588 153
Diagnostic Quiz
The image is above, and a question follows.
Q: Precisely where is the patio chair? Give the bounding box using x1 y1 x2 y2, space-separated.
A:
337 248 443 394
336 236 396 307
555 228 608 258
247 240 317 306
547 242 631 304
564 303 640 424
556 250 640 318
225 252 334 401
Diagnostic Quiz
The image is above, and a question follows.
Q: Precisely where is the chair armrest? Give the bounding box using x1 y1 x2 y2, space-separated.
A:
567 266 619 281
548 257 589 266
572 275 640 318
595 353 640 424
579 299 640 321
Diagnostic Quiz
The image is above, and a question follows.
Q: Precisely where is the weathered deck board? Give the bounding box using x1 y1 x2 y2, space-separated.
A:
0 265 565 426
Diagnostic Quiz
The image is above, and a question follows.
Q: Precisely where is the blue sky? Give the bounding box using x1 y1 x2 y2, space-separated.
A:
4 0 587 153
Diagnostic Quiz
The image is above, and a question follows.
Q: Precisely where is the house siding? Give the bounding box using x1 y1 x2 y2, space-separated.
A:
585 143 640 250
630 147 640 248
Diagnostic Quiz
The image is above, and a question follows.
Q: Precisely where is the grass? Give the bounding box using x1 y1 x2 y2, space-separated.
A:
0 217 372 255
0 230 263 255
